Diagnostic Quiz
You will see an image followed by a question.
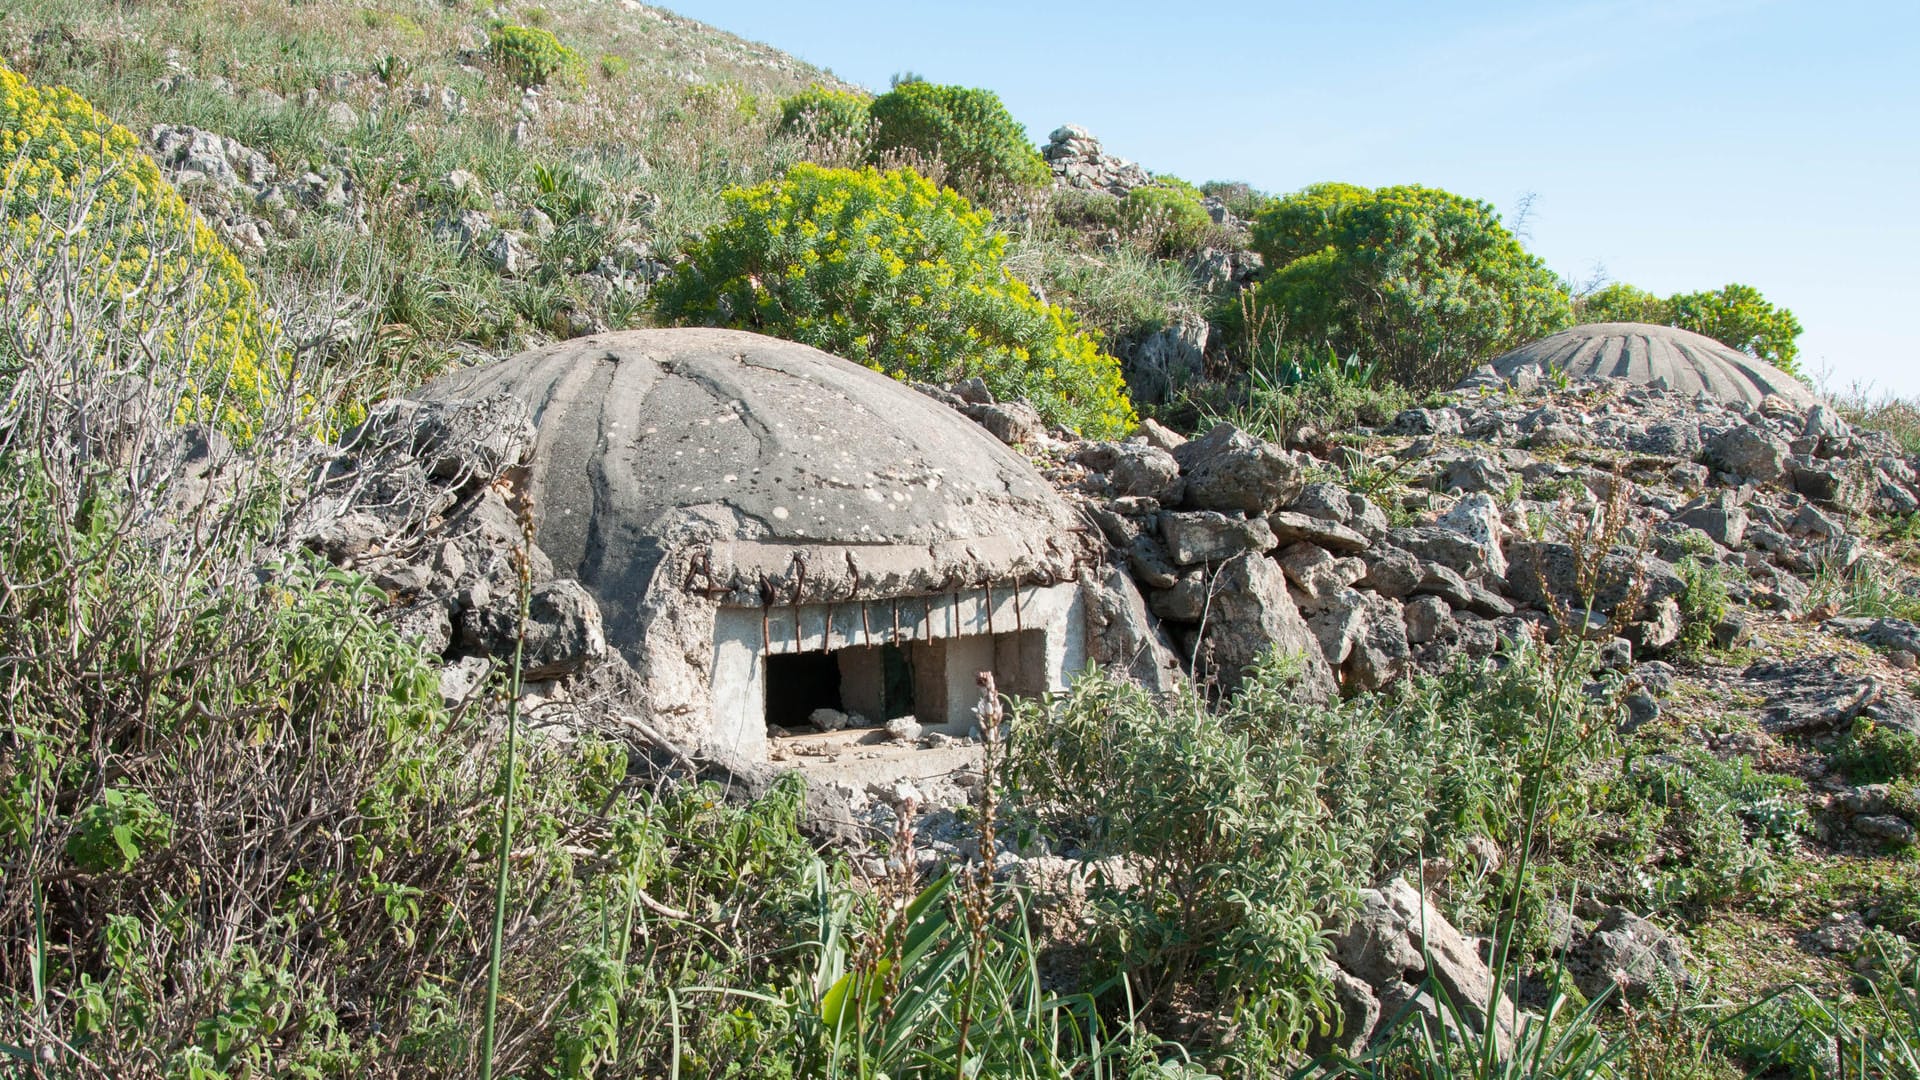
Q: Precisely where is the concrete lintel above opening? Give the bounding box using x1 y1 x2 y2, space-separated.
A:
708 580 1085 759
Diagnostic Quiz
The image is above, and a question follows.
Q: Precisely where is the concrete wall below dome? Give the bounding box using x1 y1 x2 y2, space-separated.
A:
709 582 1086 757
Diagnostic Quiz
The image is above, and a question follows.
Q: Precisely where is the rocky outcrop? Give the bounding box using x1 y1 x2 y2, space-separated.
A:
1042 124 1151 197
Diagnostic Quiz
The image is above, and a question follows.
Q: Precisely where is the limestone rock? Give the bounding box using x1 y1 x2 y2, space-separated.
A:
1332 879 1518 1055
1161 512 1276 565
1122 314 1208 406
1436 493 1509 578
1174 424 1305 515
1080 566 1185 694
461 578 607 680
1571 908 1688 1000
1706 424 1790 482
1201 553 1336 700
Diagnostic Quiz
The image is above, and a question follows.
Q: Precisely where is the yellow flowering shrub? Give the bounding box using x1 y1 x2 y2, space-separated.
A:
0 63 279 437
654 164 1135 437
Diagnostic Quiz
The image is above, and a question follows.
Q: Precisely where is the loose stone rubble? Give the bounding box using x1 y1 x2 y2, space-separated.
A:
1042 124 1153 197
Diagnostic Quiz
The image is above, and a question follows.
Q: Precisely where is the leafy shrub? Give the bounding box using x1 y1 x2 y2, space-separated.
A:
1196 294 1411 446
1010 643 1621 1061
1574 281 1803 376
0 63 280 435
65 788 175 874
485 22 579 88
1833 719 1920 784
654 163 1135 435
866 81 1049 203
1011 667 1345 1054
1632 749 1809 909
1121 177 1215 256
1674 551 1734 657
1245 182 1570 390
596 53 629 80
1667 283 1803 376
1574 281 1670 325
776 85 871 144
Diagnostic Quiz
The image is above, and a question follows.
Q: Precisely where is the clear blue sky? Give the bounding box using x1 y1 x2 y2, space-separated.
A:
665 0 1919 395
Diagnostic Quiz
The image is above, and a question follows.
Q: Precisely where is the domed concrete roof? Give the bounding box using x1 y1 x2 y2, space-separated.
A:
422 329 1093 644
1477 322 1816 409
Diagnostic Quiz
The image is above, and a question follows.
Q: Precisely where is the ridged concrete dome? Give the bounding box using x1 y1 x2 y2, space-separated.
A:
420 329 1096 648
1475 322 1816 409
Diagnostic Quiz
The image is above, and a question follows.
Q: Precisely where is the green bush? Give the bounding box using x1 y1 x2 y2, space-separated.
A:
866 81 1049 203
1833 720 1920 784
776 85 871 145
1574 281 1804 376
1674 550 1734 657
1574 281 1670 325
1632 749 1809 909
595 53 629 80
1010 643 1623 1062
485 22 578 88
65 787 175 874
0 63 281 436
654 163 1135 436
1668 283 1803 376
1245 182 1570 390
1011 665 1345 1055
1120 177 1215 256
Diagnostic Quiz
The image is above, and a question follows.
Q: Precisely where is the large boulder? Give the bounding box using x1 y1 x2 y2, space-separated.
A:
1331 878 1518 1055
1570 908 1688 1000
1160 511 1276 565
1200 553 1336 700
1505 542 1684 623
460 578 607 680
1080 565 1185 694
1174 424 1306 515
1435 493 1509 578
1706 424 1790 483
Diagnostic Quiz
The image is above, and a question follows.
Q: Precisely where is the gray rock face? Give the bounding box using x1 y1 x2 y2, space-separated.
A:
1472 322 1816 409
1122 314 1208 406
460 578 607 680
1436 493 1509 578
1707 425 1791 482
1309 964 1382 1059
1673 491 1748 548
1269 510 1372 554
1160 511 1276 565
1404 595 1453 645
1080 566 1185 694
345 394 537 492
1505 542 1683 622
1571 908 1687 1000
1078 441 1182 502
1278 543 1368 611
1332 879 1518 1055
1200 553 1336 700
1174 424 1306 515
1392 526 1496 580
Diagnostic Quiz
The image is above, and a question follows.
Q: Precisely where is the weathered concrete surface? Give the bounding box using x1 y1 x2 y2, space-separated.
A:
1474 322 1816 409
423 329 1100 647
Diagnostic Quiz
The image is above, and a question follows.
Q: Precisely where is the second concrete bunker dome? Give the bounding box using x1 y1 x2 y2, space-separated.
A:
1475 321 1816 409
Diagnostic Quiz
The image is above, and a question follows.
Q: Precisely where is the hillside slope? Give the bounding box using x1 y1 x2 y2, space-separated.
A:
1 0 862 384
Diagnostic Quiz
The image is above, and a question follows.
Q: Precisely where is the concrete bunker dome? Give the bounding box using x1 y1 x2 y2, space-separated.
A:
422 328 1105 758
1475 322 1817 409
